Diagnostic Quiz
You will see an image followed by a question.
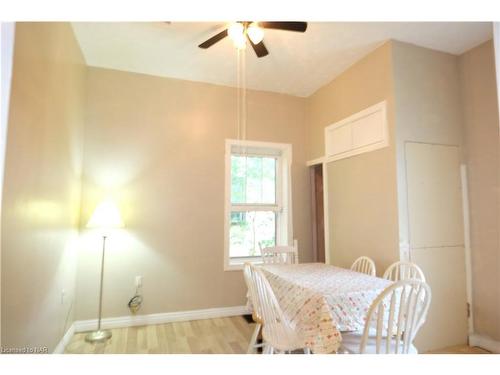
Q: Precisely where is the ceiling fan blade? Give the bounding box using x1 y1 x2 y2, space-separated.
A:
198 29 228 49
260 22 307 32
247 35 269 58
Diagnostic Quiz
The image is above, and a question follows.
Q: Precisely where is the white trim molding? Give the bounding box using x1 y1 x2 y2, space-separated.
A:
306 156 325 167
469 334 500 353
73 305 250 333
53 323 75 354
322 161 330 265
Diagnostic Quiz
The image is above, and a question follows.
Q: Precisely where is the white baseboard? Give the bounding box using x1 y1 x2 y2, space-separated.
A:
469 333 500 353
73 305 250 333
53 323 75 354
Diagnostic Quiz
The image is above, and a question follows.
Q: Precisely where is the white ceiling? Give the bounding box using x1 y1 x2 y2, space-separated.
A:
72 22 492 97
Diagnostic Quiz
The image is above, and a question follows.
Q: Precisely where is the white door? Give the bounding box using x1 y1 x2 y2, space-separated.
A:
405 142 468 352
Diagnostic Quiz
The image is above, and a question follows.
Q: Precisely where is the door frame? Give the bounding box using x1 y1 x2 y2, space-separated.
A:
460 164 474 336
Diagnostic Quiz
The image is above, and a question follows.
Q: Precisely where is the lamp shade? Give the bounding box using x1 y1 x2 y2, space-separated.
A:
86 199 124 229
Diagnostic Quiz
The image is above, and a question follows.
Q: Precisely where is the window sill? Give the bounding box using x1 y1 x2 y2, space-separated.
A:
224 257 263 271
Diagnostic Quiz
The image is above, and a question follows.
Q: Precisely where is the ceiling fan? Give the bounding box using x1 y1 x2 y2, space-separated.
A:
198 22 308 58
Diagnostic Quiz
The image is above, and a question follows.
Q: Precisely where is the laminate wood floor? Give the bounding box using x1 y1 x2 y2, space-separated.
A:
65 316 256 354
64 315 491 354
426 345 491 354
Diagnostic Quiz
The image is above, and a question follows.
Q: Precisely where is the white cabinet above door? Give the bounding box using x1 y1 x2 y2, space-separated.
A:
326 122 351 156
325 101 388 162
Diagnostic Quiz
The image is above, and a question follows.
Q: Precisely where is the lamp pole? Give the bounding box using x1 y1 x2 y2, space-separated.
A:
84 199 123 343
85 235 112 343
97 235 106 331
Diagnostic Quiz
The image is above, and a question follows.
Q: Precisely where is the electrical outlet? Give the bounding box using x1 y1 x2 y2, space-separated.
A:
135 276 143 288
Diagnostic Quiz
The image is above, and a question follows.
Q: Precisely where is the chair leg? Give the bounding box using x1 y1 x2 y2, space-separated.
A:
247 323 262 354
263 345 274 354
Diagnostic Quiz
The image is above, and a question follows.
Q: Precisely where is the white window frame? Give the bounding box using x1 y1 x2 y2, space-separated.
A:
224 139 293 271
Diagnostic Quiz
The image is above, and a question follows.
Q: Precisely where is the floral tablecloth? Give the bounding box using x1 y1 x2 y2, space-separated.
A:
258 263 392 354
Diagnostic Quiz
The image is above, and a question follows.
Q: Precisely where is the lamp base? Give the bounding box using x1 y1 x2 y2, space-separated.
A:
85 329 112 343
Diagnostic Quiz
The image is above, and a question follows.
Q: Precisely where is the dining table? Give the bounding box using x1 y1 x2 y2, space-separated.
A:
258 262 393 354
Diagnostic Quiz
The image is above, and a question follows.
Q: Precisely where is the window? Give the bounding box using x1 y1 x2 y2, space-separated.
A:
224 139 292 270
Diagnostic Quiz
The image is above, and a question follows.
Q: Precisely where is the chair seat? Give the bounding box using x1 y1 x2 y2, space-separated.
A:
340 330 418 354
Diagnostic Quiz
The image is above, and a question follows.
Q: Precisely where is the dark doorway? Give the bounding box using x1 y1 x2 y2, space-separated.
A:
310 164 325 262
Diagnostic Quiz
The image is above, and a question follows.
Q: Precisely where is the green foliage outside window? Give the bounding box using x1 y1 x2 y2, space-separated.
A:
230 154 277 257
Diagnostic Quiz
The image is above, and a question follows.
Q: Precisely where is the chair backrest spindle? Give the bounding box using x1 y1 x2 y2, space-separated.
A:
350 256 376 276
383 261 426 282
261 240 299 265
250 265 302 352
359 279 431 354
243 263 262 323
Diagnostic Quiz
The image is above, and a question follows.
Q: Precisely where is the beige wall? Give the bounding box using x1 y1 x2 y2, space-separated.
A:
3 22 499 351
1 23 86 351
391 41 464 253
75 67 312 320
390 41 468 351
459 40 500 341
307 40 472 351
306 42 400 274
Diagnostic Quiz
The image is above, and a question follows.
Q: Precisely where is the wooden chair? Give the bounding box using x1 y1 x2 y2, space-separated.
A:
252 265 311 354
260 240 298 265
340 279 432 354
243 263 265 354
350 256 376 276
383 261 426 282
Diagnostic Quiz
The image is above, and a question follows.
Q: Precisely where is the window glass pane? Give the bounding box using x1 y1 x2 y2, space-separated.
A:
246 157 263 203
230 155 246 204
230 155 276 204
229 211 276 258
262 157 276 203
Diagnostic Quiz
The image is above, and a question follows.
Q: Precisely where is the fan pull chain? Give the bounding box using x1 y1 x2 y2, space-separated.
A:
242 47 246 141
237 48 241 141
236 48 247 142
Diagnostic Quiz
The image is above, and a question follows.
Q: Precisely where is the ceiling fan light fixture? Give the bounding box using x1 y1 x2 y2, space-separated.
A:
198 21 307 57
228 22 246 49
247 22 264 44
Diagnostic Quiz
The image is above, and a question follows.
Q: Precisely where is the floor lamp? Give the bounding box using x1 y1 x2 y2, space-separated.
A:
85 199 124 343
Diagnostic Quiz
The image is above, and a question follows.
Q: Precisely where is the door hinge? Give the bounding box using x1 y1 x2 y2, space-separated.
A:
467 302 471 318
